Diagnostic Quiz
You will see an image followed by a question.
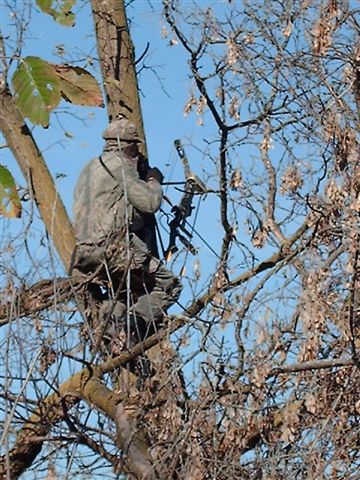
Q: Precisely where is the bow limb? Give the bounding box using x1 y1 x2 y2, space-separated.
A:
164 187 194 261
163 140 206 261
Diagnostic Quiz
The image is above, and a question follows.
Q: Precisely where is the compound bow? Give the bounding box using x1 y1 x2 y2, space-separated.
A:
164 140 206 261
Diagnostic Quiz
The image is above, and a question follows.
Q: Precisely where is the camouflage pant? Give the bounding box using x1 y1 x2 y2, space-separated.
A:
73 233 182 331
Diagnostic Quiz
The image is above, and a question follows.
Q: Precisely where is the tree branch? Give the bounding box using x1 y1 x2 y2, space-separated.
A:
0 358 159 479
0 276 92 325
271 357 355 375
0 89 76 272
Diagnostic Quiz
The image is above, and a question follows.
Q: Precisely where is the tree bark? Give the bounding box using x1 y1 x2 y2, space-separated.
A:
91 0 147 157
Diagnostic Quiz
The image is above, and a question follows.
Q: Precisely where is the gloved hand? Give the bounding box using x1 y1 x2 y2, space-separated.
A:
146 167 164 184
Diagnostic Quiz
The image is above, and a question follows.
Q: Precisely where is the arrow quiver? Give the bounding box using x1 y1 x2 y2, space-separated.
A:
164 140 206 261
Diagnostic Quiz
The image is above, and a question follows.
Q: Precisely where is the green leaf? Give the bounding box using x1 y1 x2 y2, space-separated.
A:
36 0 76 27
36 0 53 13
56 9 75 27
12 56 61 127
54 65 103 107
0 166 22 218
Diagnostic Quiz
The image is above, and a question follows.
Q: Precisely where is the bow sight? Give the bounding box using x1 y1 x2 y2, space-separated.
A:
164 140 206 261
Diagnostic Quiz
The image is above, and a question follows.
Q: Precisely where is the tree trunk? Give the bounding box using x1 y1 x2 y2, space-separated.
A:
91 0 147 157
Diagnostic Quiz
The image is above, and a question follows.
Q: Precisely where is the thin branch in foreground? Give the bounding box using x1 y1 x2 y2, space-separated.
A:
271 357 355 375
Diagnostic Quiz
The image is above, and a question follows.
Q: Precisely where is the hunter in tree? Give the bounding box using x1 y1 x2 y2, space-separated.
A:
72 117 182 353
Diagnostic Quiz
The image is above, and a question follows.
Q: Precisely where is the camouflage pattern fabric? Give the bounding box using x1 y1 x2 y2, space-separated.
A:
73 149 162 245
72 143 181 332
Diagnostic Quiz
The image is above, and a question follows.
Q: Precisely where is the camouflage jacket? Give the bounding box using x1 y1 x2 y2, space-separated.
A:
73 147 162 245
